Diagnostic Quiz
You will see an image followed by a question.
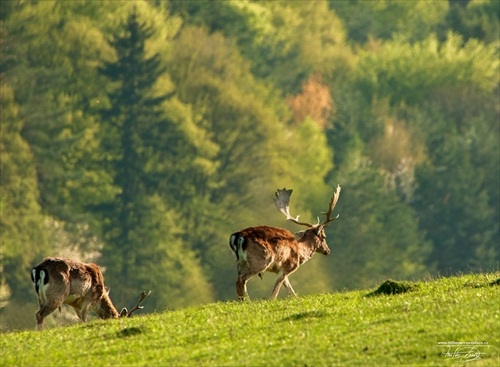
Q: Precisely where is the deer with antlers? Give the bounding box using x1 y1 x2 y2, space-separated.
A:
229 185 341 300
31 257 151 329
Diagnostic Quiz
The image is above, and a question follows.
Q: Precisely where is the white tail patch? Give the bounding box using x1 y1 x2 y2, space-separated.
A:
229 234 246 261
38 270 48 304
237 236 246 262
229 234 237 254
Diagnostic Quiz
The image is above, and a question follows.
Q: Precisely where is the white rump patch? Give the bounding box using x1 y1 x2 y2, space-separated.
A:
38 270 49 303
237 236 247 263
229 234 237 250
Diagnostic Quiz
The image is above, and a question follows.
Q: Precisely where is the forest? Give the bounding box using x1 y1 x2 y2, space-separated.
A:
1 0 498 330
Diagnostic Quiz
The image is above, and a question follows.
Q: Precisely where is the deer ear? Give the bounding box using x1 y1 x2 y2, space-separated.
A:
311 226 325 238
105 286 111 295
120 308 128 317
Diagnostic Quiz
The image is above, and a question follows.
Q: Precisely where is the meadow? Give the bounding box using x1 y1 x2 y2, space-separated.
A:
1 272 498 366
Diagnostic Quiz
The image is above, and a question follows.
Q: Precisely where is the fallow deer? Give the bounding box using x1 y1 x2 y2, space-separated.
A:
229 185 341 300
31 257 151 329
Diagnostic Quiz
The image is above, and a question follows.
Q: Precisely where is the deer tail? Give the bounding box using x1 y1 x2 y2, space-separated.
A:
31 266 49 302
229 233 246 261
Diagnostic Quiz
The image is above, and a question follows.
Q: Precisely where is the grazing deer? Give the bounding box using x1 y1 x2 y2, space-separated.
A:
31 257 151 329
229 185 341 300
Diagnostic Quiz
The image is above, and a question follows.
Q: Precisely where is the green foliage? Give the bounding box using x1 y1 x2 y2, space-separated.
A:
328 162 433 289
1 0 498 331
169 0 351 93
167 25 294 298
355 33 498 106
1 0 118 224
329 0 448 43
0 84 49 302
413 111 498 273
283 119 334 210
1 273 499 366
443 0 500 44
97 9 213 309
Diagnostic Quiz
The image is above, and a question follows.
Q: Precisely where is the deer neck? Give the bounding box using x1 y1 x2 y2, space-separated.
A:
296 239 317 265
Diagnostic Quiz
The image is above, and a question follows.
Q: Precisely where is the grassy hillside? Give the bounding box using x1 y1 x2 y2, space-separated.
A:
1 273 499 366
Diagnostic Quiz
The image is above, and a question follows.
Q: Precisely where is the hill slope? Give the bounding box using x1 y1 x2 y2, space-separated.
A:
1 273 499 366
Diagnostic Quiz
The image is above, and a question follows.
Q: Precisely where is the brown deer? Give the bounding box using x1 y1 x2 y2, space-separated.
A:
229 185 341 300
31 257 151 329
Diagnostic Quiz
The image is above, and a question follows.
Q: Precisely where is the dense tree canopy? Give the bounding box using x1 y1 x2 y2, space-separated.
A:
1 0 498 330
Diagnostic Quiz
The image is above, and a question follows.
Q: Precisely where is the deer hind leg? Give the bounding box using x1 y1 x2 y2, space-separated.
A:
236 272 250 301
35 280 65 329
236 262 257 301
36 302 61 330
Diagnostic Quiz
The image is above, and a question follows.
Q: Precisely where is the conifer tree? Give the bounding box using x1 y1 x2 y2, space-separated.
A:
98 10 213 308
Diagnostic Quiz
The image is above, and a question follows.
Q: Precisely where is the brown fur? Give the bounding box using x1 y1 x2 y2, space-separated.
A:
230 225 330 300
31 257 120 329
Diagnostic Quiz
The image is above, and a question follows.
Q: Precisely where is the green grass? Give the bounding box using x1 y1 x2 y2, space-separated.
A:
1 273 499 366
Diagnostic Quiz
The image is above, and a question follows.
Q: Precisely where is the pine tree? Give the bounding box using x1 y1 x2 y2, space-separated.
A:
98 10 213 308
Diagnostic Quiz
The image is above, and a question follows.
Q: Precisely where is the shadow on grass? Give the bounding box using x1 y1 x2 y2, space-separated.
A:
281 310 327 322
117 326 145 338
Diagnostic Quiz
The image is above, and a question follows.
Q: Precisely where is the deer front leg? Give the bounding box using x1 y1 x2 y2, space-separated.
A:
270 271 289 299
74 301 92 322
283 277 297 297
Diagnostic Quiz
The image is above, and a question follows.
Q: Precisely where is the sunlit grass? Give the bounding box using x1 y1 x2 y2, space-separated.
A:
1 272 498 366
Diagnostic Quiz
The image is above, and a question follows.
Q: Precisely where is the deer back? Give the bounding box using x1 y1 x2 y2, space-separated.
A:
64 260 119 318
230 226 301 272
32 257 118 319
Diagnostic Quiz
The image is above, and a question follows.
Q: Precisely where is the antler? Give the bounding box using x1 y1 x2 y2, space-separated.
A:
320 184 341 227
120 290 152 318
274 188 314 228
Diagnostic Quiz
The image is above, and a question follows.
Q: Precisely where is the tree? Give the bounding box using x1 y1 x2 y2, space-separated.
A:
354 33 498 107
1 0 118 230
0 0 124 329
442 0 499 44
169 0 351 94
329 0 448 44
286 74 335 129
98 10 213 309
327 162 433 289
0 84 52 329
412 107 499 273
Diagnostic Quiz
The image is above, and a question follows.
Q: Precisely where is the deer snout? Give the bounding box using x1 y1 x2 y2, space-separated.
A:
318 246 330 255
